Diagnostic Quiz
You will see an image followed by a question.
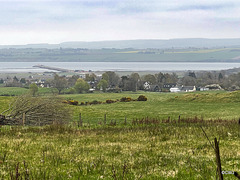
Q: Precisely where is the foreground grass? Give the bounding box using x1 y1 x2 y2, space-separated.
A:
0 123 239 179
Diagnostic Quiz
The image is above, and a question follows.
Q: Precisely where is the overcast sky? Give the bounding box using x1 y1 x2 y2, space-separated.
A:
0 0 240 45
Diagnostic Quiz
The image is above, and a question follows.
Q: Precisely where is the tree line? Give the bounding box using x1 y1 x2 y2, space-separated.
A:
1 70 240 94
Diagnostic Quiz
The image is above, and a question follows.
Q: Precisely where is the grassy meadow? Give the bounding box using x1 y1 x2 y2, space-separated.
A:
0 88 240 123
0 89 239 179
0 87 54 96
0 123 239 179
62 91 240 124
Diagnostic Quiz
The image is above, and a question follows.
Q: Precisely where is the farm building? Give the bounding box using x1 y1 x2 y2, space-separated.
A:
170 85 196 92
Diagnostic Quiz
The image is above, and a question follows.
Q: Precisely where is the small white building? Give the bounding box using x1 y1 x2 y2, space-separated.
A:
170 87 181 92
143 82 150 90
181 86 196 92
170 86 196 92
200 87 209 91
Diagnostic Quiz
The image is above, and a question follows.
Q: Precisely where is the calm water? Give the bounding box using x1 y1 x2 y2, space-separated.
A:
0 62 240 72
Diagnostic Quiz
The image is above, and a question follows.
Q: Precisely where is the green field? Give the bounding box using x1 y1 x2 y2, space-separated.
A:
0 90 239 179
0 123 238 179
61 91 240 124
1 90 240 123
0 87 55 96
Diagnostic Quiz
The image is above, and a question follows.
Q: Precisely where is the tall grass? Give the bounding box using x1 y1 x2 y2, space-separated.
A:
0 122 238 179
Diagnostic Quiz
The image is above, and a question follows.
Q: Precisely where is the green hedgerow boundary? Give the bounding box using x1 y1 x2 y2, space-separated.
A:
63 95 147 106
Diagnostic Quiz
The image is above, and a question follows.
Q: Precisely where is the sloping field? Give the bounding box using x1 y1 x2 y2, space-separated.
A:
62 91 240 123
1 91 240 123
0 91 239 179
171 91 240 103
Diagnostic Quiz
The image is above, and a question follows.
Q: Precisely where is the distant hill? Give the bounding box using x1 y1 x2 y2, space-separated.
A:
0 46 240 62
1 38 240 49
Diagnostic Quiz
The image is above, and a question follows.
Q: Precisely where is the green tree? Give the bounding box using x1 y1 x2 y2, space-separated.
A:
20 78 26 84
74 78 90 93
120 76 129 91
85 73 96 82
51 74 68 94
13 76 19 82
67 75 79 87
102 73 109 82
97 79 108 92
143 74 156 84
218 73 224 81
29 83 38 96
102 71 119 88
129 73 140 92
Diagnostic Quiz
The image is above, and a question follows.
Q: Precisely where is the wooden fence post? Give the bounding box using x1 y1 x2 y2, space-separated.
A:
22 113 26 126
214 138 223 180
124 116 127 125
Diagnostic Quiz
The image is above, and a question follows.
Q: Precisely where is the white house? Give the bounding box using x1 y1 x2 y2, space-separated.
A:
181 86 196 92
143 82 150 90
170 87 181 92
170 86 196 92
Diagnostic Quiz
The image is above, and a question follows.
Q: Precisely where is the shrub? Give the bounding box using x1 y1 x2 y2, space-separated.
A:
68 88 76 94
120 97 132 102
68 100 79 105
64 100 79 105
137 95 147 101
106 99 115 104
90 100 102 105
62 100 68 104
80 102 85 105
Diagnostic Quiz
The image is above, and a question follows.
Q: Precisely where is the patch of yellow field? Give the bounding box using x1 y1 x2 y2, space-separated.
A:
165 48 240 54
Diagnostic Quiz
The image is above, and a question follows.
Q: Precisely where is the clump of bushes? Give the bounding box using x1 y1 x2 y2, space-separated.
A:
78 100 103 105
89 100 102 105
120 97 132 102
63 100 79 105
106 99 115 104
137 95 147 101
65 95 148 106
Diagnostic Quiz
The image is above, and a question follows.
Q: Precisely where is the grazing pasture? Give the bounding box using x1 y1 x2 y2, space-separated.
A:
62 91 240 124
0 123 239 179
0 91 239 179
0 90 240 124
0 87 53 96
